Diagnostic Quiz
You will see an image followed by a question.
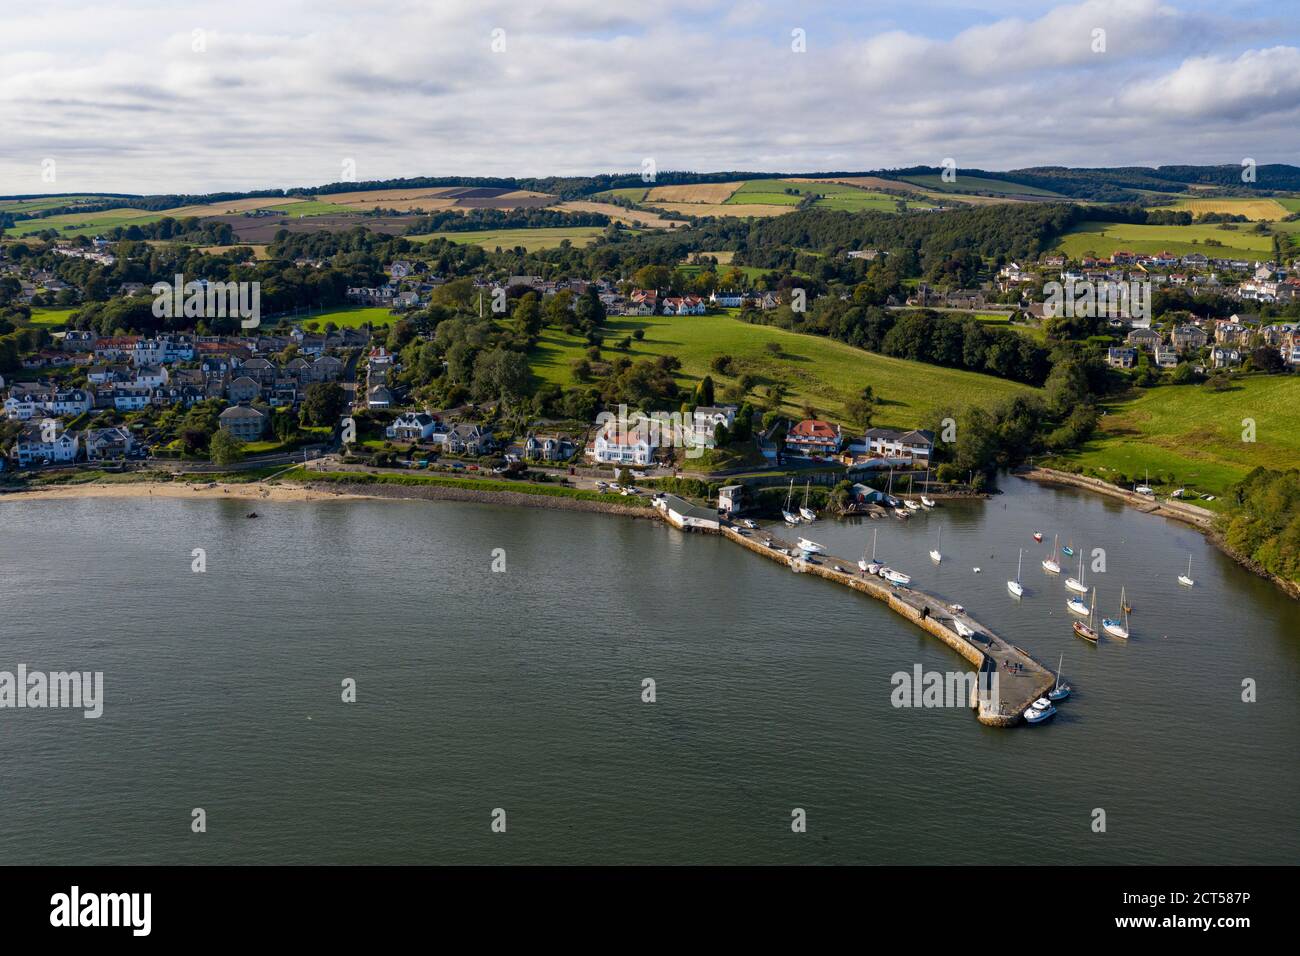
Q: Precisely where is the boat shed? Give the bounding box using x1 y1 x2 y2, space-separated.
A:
655 494 721 531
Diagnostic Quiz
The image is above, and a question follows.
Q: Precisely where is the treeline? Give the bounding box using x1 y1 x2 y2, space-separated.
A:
403 208 611 235
1219 468 1300 584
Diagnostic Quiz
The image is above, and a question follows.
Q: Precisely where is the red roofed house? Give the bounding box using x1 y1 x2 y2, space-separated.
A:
784 419 842 457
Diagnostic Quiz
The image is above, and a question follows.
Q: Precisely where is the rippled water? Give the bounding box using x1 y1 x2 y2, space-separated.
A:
1 477 1296 864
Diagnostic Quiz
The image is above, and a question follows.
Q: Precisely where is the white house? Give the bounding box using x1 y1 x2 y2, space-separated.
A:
14 419 79 466
863 428 935 460
693 405 737 444
83 426 134 461
386 412 439 441
590 424 656 465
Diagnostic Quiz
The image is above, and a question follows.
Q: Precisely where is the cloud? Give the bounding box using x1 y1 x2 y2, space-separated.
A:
0 0 1296 194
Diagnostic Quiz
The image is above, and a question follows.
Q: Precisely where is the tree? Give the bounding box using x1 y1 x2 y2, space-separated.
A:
302 382 346 426
209 429 245 465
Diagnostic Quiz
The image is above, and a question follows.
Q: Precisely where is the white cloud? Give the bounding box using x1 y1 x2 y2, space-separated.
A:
0 0 1295 194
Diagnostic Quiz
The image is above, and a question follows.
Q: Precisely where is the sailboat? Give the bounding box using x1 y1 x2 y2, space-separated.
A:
1042 534 1061 574
1047 654 1071 700
929 524 943 563
1066 592 1089 615
1102 586 1130 639
1072 591 1099 643
799 481 817 522
796 537 825 554
920 467 936 508
782 479 800 525
859 528 882 574
1178 555 1194 587
1065 546 1088 594
1008 548 1024 597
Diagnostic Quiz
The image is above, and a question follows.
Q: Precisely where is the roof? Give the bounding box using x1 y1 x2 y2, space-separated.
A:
220 404 265 420
788 419 839 440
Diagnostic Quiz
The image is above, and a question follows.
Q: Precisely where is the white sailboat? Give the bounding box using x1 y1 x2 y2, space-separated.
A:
799 481 817 522
1064 546 1088 594
859 528 882 574
929 524 943 563
1102 586 1130 639
796 537 825 555
920 467 936 508
881 567 911 586
1047 654 1071 701
1178 554 1194 587
1008 548 1024 597
1042 534 1061 574
782 479 800 525
1066 593 1090 615
904 498 921 511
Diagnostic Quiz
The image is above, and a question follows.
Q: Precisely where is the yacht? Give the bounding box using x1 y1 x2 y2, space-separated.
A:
781 479 800 525
880 568 911 586
1178 555 1195 587
929 524 943 563
859 528 882 574
1008 548 1024 598
1042 534 1061 575
799 481 817 522
1102 586 1130 639
1047 655 1071 701
1065 547 1089 594
1024 699 1057 724
796 537 825 555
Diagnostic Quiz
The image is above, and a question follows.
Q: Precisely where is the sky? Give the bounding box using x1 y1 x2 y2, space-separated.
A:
1 0 1297 195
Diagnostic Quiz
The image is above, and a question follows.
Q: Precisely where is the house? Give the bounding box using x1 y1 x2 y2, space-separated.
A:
785 419 843 457
1153 345 1180 369
366 385 393 409
1126 327 1162 351
862 427 935 460
132 364 169 389
523 434 573 462
445 423 494 456
13 419 79 467
218 404 267 441
717 485 746 515
45 389 93 416
227 376 260 404
589 423 656 465
662 295 707 316
693 405 737 445
1211 347 1242 369
709 290 747 308
1107 347 1137 369
83 426 134 461
109 386 152 411
1171 325 1208 353
386 412 439 441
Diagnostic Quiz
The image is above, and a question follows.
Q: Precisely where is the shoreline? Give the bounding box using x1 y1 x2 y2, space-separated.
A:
1017 466 1300 601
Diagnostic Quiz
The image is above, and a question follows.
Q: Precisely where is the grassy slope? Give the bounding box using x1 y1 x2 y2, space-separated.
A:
24 307 77 327
296 305 395 329
901 174 1063 197
1045 375 1300 504
530 310 1036 428
1056 220 1274 259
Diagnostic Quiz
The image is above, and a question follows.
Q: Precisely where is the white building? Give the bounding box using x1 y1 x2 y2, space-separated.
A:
14 419 79 466
590 424 656 465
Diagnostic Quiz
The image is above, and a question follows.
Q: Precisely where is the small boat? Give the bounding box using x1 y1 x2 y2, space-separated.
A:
921 496 936 508
1102 586 1130 639
881 567 911 586
1047 655 1071 701
799 481 817 522
1042 534 1061 574
1062 542 1075 557
796 537 825 554
1066 595 1089 616
953 620 975 639
1073 592 1099 643
973 567 981 573
741 519 757 529
246 512 259 519
1024 700 1057 724
859 528 880 573
894 507 910 520
1032 531 1043 542
1178 554 1194 587
782 480 801 525
1008 548 1024 597
929 524 943 563
1064 546 1088 594
949 603 965 613
904 499 921 511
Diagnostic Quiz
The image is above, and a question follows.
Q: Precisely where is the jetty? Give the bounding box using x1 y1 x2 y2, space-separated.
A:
726 525 1055 725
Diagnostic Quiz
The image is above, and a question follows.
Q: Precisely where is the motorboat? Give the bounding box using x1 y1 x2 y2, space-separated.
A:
1032 531 1043 543
796 537 825 555
1024 700 1057 723
880 568 911 586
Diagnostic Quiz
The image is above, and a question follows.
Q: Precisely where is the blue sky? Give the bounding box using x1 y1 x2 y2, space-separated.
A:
1 0 1297 194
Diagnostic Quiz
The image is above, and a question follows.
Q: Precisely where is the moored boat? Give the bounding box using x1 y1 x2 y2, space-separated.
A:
929 524 943 563
1073 591 1099 643
799 481 817 521
1178 554 1195 587
1033 531 1043 542
1102 586 1130 639
796 537 825 554
1047 655 1071 701
1042 534 1061 574
921 496 936 508
1008 548 1024 597
1064 546 1088 594
1024 700 1057 724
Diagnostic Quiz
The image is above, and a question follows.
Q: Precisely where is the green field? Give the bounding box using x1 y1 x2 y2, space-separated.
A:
725 179 922 213
1275 197 1300 213
270 200 354 217
1055 220 1275 260
23 307 77 327
297 306 395 329
530 310 1037 427
0 195 116 215
6 205 166 238
973 312 1047 342
408 226 606 251
595 187 649 202
724 180 805 206
901 174 1063 197
1044 375 1300 504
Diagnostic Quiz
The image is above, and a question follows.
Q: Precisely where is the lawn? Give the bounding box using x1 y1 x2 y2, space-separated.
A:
1043 375 1300 505
972 312 1046 342
296 305 395 329
1055 220 1275 260
408 226 606 251
23 307 77 327
529 309 1037 428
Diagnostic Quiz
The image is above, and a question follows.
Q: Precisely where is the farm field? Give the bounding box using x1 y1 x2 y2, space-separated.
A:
1156 197 1290 221
596 187 649 202
1275 197 1300 213
1055 220 1274 260
528 310 1037 427
408 226 607 250
644 182 744 204
792 176 927 194
1044 375 1300 504
5 206 166 237
554 200 686 228
0 195 118 214
646 201 793 218
900 174 1064 197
